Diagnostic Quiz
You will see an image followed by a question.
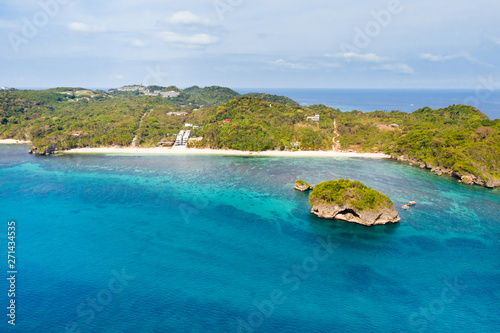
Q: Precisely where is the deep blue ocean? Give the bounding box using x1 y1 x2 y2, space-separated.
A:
1 144 499 332
235 89 500 120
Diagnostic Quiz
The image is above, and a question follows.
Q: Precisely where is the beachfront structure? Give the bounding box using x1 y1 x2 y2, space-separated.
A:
157 139 175 147
306 115 320 122
175 130 185 146
173 130 191 146
183 130 191 144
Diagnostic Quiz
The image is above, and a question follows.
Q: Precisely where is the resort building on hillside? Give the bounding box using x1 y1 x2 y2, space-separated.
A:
306 115 320 122
159 91 180 98
118 85 146 92
144 90 180 98
167 112 188 116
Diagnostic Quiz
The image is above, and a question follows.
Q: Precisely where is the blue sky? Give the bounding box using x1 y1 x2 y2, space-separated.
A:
1 0 500 89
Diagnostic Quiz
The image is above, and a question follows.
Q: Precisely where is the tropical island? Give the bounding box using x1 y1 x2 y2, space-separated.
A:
294 179 314 192
306 179 400 226
0 85 499 188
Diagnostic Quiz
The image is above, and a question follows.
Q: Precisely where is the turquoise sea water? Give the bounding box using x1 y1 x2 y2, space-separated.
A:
1 144 500 332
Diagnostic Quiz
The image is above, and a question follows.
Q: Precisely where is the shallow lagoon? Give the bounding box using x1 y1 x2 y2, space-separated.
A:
1 144 499 332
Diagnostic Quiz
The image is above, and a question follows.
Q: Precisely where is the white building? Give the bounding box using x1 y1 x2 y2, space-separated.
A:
118 85 145 92
160 91 180 98
306 115 320 122
182 130 191 144
175 130 185 145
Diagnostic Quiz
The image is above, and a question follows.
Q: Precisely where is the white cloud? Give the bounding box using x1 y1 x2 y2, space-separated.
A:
420 52 495 67
160 32 218 45
165 11 211 25
67 22 107 33
115 74 125 79
373 63 415 75
326 52 387 62
493 37 500 45
271 59 308 69
420 53 457 62
131 40 146 47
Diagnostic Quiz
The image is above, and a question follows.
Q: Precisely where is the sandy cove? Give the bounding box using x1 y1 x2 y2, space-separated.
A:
63 147 390 158
0 139 32 144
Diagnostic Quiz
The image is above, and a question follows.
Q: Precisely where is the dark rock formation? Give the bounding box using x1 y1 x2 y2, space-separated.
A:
29 144 58 156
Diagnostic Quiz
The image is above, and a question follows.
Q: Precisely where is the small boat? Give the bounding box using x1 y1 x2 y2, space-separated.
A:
402 201 417 210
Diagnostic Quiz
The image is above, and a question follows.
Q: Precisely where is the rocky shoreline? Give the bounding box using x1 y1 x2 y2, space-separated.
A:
391 155 500 189
28 144 58 156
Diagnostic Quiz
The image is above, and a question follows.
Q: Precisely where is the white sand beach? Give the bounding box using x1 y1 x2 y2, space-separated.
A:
0 139 32 144
63 146 390 158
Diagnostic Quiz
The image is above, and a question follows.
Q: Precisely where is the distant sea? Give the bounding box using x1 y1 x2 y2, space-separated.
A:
18 87 500 119
1 144 500 332
235 89 500 120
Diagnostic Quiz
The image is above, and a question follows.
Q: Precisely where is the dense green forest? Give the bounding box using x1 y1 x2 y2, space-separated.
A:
309 179 393 211
243 93 302 108
183 86 240 107
1 86 499 187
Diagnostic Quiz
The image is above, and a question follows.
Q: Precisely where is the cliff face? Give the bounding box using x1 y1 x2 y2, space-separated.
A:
309 179 400 226
310 203 400 226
